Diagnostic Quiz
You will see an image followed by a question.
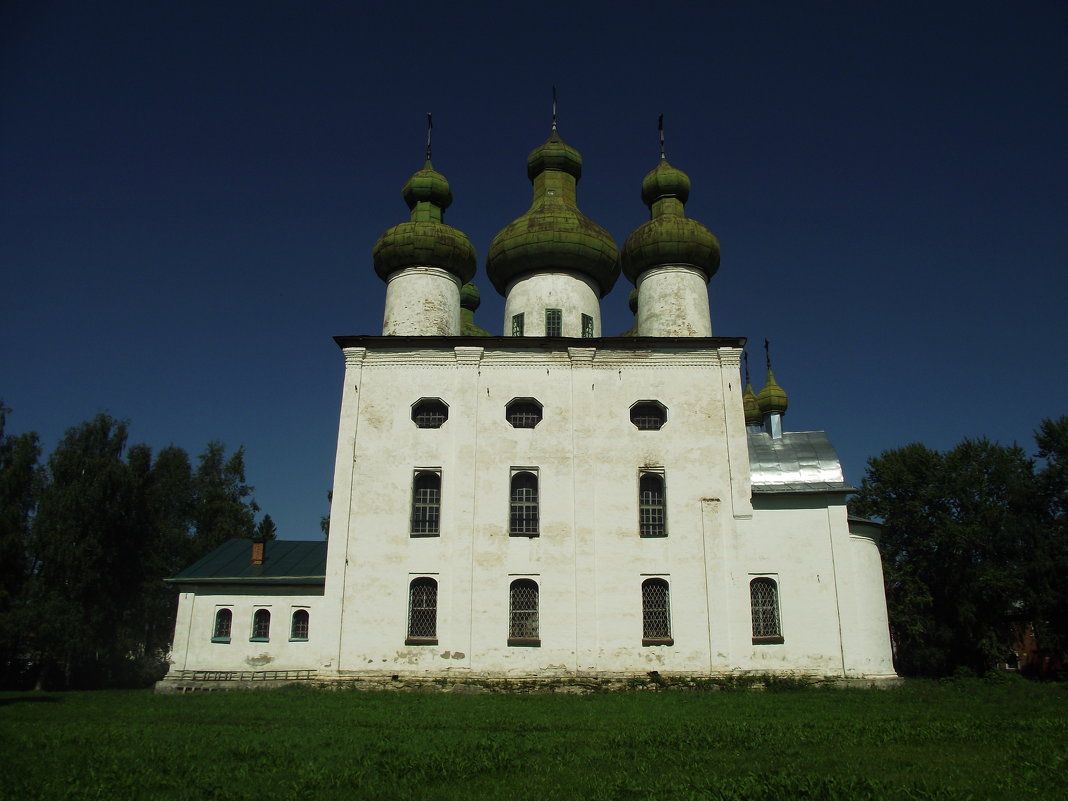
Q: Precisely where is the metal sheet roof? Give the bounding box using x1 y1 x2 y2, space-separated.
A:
747 430 856 494
168 539 326 585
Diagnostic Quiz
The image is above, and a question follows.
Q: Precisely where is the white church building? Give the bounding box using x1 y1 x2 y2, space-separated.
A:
158 124 896 690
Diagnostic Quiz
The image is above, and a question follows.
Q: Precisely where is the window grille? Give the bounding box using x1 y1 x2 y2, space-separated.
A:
213 608 232 641
511 313 525 336
510 472 539 535
631 402 666 430
290 609 309 640
506 401 542 428
642 579 672 644
407 578 437 642
412 399 448 428
751 578 782 642
508 580 540 644
639 474 666 537
581 313 594 338
411 472 441 535
545 308 562 337
251 609 271 640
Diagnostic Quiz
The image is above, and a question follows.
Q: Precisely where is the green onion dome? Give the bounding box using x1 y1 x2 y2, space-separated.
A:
743 383 761 426
459 282 490 336
756 369 789 416
486 131 619 297
372 160 476 284
618 288 640 336
620 159 720 285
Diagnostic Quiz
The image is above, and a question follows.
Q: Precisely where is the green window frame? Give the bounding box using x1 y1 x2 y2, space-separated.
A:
545 308 562 337
511 313 525 336
581 313 594 338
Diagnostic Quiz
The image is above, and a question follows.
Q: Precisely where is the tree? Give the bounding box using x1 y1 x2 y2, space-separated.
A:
254 514 277 541
320 490 332 539
0 403 41 686
851 438 1040 676
27 414 137 687
1032 416 1068 663
191 442 258 554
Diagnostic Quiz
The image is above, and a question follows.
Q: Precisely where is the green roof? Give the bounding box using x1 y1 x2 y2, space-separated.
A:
168 538 326 585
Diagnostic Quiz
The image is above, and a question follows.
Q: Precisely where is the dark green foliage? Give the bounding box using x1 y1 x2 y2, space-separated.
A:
0 681 1064 800
192 442 258 553
0 408 266 689
255 514 278 541
0 403 42 687
851 419 1067 677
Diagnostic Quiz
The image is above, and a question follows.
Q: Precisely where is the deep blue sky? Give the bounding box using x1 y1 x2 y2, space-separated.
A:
3 1 1066 540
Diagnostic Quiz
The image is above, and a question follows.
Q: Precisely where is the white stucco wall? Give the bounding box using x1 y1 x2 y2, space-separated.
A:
636 266 712 337
167 585 330 674
381 266 461 335
502 271 602 337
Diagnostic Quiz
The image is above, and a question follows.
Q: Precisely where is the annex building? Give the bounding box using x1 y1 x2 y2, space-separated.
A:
158 123 896 690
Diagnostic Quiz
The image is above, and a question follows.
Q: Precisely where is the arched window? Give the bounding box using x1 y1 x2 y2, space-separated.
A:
639 473 666 537
290 609 309 641
641 578 672 645
750 577 783 643
251 608 271 641
212 608 232 643
411 471 441 535
406 578 437 644
508 579 540 646
510 472 539 535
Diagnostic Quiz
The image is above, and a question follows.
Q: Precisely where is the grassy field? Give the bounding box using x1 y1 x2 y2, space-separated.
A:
1 678 1065 800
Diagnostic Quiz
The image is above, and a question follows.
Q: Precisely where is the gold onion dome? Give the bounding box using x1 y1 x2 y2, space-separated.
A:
756 369 789 416
372 160 476 284
620 158 720 284
743 383 761 426
486 131 619 296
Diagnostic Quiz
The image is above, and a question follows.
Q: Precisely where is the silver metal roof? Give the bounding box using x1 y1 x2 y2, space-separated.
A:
747 430 856 493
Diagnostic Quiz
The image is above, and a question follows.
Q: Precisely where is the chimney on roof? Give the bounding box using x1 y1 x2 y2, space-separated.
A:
251 537 265 566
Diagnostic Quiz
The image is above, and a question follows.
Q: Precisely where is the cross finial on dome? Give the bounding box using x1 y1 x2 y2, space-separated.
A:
744 350 750 385
551 86 558 132
764 338 772 370
425 112 433 162
659 113 665 160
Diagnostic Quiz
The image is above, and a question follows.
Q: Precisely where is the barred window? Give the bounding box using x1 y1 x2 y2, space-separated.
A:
212 608 232 642
751 577 783 643
511 313 525 336
581 313 594 338
642 579 672 645
639 473 666 537
406 578 437 644
510 472 539 535
412 399 448 428
411 471 441 536
545 308 562 336
508 579 540 646
251 608 271 641
290 609 309 641
506 398 543 428
630 401 666 430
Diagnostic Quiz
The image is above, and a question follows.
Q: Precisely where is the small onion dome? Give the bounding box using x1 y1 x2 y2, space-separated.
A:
620 159 720 285
486 131 619 297
743 383 761 426
459 282 490 336
619 288 640 335
756 369 789 416
372 160 476 284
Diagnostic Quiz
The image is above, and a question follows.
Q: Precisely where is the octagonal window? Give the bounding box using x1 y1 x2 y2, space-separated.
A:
506 398 543 429
630 401 667 431
412 398 448 429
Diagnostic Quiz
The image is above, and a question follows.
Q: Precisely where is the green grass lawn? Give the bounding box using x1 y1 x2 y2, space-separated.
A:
1 678 1064 800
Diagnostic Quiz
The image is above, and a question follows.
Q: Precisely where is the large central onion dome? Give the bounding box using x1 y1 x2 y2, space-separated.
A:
620 159 720 284
372 160 476 284
486 131 619 296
